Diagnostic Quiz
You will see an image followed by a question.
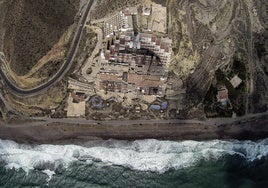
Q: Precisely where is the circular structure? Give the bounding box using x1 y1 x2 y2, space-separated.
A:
89 95 104 109
150 100 168 111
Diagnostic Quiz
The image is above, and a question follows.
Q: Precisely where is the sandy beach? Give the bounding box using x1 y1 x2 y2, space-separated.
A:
0 114 267 144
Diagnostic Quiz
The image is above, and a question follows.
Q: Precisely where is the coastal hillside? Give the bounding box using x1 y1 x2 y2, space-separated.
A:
0 0 267 120
2 0 79 76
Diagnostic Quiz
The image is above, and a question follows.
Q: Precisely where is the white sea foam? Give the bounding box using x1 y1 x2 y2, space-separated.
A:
0 139 268 180
43 169 55 182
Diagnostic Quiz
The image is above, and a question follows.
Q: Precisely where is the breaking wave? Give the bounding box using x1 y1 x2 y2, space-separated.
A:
1 139 268 181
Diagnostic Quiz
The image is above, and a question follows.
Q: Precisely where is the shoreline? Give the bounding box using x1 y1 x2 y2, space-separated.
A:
0 114 268 144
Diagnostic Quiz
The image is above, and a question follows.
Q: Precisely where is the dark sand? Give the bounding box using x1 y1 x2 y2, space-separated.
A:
0 115 268 144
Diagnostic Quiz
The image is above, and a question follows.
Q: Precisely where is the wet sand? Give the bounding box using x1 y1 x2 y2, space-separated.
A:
0 115 268 144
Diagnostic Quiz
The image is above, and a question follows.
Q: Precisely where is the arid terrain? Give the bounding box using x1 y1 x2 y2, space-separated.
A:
3 0 79 75
0 0 80 91
0 0 267 123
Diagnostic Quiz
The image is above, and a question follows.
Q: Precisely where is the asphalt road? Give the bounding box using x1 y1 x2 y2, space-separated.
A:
6 111 264 128
0 0 94 95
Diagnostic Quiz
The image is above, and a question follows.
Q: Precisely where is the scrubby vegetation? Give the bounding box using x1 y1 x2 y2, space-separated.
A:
3 0 79 75
91 0 140 20
204 62 247 117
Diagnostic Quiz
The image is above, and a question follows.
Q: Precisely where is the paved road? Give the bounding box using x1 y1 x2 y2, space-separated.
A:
0 0 94 95
4 111 265 128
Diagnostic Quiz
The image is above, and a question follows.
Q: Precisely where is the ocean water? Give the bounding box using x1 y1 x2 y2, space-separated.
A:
0 139 268 188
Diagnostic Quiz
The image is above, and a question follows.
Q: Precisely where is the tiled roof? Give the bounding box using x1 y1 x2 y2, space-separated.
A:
218 90 228 100
128 73 163 88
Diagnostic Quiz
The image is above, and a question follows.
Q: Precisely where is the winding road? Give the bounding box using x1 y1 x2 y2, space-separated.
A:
0 0 94 95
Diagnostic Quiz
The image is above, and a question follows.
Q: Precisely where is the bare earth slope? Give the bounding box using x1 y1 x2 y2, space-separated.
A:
3 0 79 75
167 0 268 116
